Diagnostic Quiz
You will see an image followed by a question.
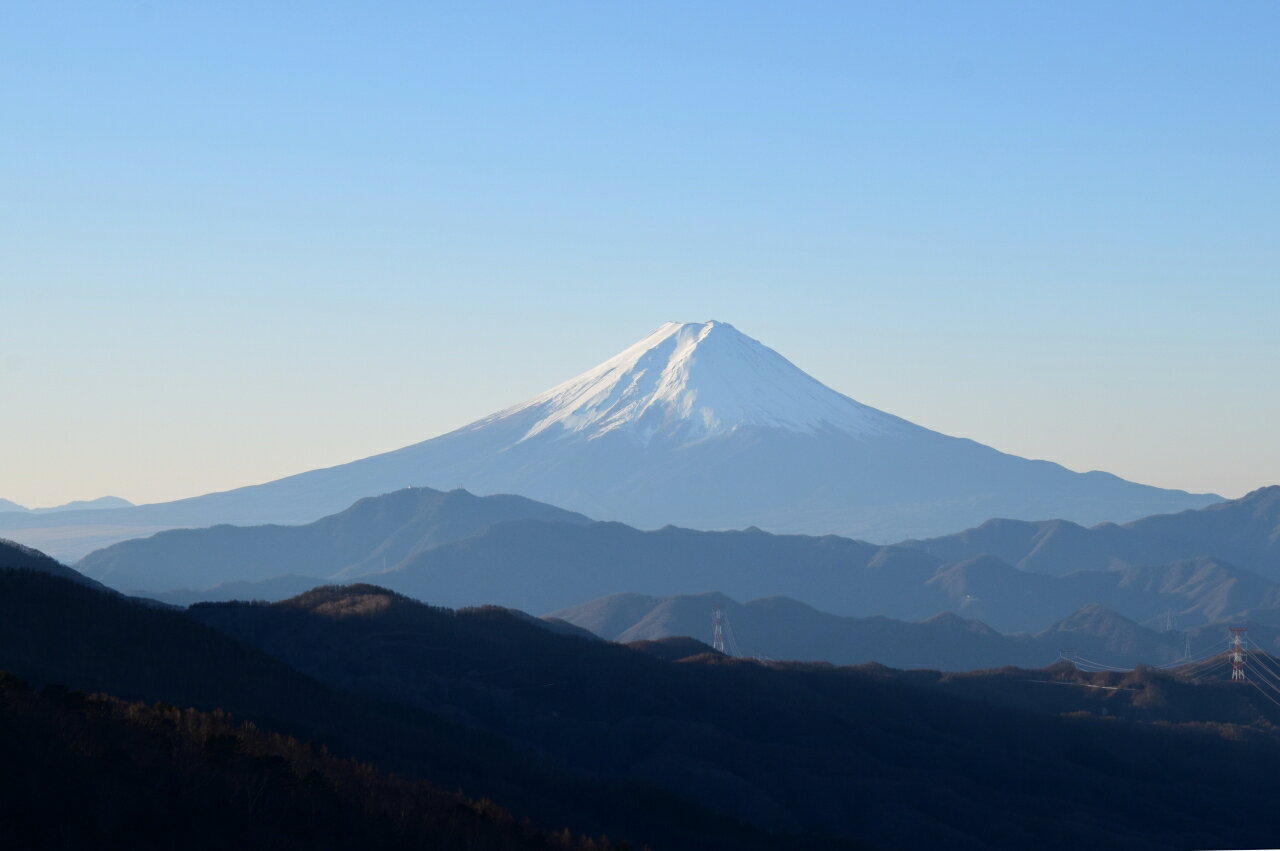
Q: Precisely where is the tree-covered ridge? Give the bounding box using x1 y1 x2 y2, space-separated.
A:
10 557 1280 849
0 671 627 851
0 569 826 850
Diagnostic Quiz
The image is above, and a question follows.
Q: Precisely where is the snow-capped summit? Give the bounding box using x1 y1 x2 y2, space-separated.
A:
1 320 1221 564
503 321 904 444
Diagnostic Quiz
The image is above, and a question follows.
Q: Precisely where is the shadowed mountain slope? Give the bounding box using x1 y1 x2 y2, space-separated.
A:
0 536 114 594
9 555 1280 849
0 569 816 850
916 554 1280 633
0 675 597 851
189 584 1280 851
903 485 1280 579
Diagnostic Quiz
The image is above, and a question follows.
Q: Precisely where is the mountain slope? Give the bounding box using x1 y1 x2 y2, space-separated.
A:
12 551 1280 849
76 487 1280 633
303 515 1275 632
360 519 903 616
0 495 133 514
0 677 585 851
903 485 1280 579
549 591 1189 670
0 537 114 594
76 486 590 592
190 584 1280 851
0 564 796 850
0 321 1218 560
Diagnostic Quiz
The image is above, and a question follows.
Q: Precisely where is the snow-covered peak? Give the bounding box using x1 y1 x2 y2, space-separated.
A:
497 320 906 444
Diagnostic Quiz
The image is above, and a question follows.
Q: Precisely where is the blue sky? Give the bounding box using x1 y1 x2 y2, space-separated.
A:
2 1 1277 506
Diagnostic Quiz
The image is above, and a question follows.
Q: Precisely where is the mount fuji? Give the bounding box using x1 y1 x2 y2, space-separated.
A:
2 321 1218 560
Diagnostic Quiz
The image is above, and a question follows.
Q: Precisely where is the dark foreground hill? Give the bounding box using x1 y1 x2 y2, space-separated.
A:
1 534 114 593
9 542 1280 849
0 567 794 850
187 586 1280 849
0 674 601 851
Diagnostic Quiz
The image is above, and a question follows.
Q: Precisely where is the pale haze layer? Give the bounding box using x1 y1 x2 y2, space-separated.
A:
2 2 1277 507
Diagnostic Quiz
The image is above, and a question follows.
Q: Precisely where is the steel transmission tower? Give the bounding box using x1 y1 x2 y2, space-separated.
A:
1231 627 1248 681
712 607 727 654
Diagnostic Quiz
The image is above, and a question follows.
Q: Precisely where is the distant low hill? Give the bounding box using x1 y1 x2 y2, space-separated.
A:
549 591 1190 670
0 495 133 514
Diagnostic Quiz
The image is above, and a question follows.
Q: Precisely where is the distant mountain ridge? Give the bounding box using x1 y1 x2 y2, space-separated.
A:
0 321 1218 560
77 485 1280 637
78 487 589 591
0 495 133 514
901 485 1280 579
339 489 1280 630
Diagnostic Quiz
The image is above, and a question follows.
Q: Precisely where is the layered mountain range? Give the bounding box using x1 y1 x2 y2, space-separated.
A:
549 591 1278 671
74 484 1280 654
0 321 1217 561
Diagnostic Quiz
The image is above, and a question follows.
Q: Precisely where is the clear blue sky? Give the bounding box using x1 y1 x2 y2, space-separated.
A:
2 1 1277 507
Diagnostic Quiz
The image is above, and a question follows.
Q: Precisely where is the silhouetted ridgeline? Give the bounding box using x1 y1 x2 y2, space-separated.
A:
0 567 834 851
0 672 617 851
0 534 114 593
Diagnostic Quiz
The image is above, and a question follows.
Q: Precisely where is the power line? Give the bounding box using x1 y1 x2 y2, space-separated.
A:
1185 661 1228 685
1155 643 1226 668
1061 636 1224 673
1248 679 1280 709
1241 640 1280 696
1072 657 1133 672
1245 658 1280 696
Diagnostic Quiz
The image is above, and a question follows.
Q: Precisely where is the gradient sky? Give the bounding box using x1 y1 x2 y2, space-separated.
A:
2 1 1277 508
